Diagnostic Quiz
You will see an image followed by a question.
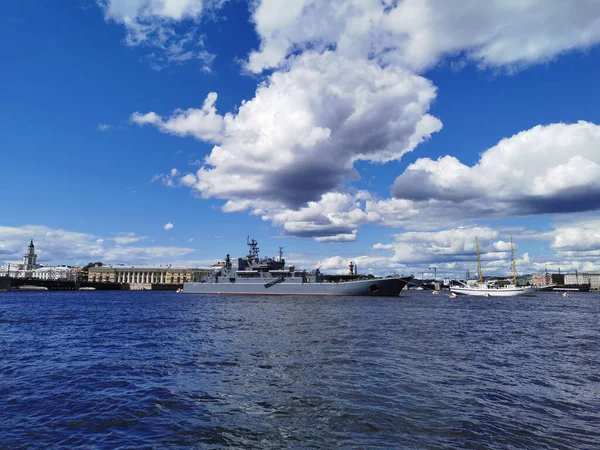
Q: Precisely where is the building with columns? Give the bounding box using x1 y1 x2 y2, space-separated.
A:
87 265 212 285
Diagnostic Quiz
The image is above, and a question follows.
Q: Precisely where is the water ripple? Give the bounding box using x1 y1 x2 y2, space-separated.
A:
1 291 599 448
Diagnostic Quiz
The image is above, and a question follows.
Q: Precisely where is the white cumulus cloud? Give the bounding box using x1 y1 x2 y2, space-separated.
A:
247 0 600 73
131 92 224 142
550 219 600 252
136 51 441 215
392 121 600 220
164 222 174 231
98 0 223 70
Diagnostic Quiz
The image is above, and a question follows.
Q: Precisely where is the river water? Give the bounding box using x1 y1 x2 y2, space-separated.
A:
1 290 599 449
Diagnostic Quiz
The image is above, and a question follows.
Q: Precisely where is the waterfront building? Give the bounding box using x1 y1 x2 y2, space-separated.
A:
591 274 600 290
31 266 79 281
531 273 564 286
0 263 78 281
0 240 78 281
0 264 24 278
87 265 212 285
564 272 590 285
533 271 600 290
564 272 600 290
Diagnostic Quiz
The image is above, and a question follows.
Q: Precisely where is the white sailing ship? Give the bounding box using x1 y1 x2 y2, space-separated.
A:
451 236 537 297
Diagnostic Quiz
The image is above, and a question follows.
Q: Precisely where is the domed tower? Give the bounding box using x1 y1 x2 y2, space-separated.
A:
23 239 38 270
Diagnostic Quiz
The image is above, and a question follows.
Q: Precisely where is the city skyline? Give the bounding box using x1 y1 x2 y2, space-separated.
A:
2 1 600 278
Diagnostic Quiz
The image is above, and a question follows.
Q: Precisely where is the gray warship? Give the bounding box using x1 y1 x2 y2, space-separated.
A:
183 238 411 296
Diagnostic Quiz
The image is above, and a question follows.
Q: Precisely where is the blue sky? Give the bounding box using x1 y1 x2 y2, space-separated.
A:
2 0 600 278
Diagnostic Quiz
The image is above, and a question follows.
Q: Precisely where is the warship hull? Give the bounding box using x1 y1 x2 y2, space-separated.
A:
0 276 10 292
183 276 411 297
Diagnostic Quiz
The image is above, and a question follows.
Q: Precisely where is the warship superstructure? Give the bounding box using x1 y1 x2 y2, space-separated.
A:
183 238 411 296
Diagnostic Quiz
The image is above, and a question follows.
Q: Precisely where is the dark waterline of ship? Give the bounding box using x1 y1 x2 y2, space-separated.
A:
1 290 599 448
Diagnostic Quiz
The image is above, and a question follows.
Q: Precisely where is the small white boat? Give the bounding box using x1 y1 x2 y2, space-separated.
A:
449 292 457 299
562 292 569 298
432 290 440 295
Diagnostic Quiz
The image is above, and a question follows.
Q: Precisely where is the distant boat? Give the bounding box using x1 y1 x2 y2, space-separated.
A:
17 285 48 291
451 236 537 297
184 237 412 297
553 285 590 292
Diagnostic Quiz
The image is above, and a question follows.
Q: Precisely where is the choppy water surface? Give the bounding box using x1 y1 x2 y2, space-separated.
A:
1 290 599 449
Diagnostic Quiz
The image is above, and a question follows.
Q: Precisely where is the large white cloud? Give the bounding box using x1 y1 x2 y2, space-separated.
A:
0 225 193 266
392 121 600 219
248 0 600 73
136 50 441 210
99 0 222 69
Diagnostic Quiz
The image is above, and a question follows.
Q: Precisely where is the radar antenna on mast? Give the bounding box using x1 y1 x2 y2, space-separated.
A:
247 236 260 260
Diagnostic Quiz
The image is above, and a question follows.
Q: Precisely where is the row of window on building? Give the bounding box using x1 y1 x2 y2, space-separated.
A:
87 266 212 284
0 266 79 281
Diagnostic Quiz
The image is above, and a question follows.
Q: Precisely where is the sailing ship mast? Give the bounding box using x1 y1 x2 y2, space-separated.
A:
476 237 484 283
510 235 517 286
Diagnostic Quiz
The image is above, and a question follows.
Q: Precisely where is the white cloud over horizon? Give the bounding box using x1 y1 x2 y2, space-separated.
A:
110 232 148 245
548 219 600 267
313 226 524 277
1 222 599 276
0 225 193 266
164 222 174 231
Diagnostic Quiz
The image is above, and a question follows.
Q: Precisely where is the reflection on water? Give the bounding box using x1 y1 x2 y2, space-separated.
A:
1 290 599 448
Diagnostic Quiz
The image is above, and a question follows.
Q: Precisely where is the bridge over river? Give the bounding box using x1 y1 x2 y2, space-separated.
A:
7 278 126 291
